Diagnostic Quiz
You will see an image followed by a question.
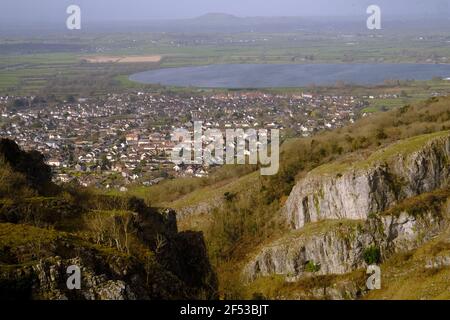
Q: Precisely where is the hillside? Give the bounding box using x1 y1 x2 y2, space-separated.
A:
1 95 450 300
163 96 450 299
0 139 218 300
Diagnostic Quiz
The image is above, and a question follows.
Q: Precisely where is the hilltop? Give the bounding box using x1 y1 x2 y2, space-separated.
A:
194 13 241 22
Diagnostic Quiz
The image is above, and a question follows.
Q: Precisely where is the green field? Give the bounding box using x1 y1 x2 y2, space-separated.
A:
2 32 450 97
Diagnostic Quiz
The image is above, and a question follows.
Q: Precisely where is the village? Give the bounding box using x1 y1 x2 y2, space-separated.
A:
0 90 370 190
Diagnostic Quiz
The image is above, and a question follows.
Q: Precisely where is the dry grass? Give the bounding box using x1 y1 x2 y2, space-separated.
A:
364 227 450 300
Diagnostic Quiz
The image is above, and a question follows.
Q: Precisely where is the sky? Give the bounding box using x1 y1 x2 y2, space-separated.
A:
1 0 449 24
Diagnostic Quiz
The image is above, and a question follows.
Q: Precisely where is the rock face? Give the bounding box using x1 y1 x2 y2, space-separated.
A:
1 247 190 300
0 204 218 300
284 133 450 230
243 221 368 282
246 131 450 286
244 206 448 282
176 201 220 220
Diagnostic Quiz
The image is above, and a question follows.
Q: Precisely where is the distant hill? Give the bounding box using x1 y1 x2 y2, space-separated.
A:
182 13 309 32
3 13 450 35
193 13 241 23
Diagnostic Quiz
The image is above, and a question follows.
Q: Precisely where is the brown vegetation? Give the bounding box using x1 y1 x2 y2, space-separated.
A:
82 55 162 64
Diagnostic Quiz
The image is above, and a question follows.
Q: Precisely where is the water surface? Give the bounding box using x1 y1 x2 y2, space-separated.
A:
129 64 450 88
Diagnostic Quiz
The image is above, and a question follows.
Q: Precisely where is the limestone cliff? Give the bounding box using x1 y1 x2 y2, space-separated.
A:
244 132 450 289
244 191 449 283
284 132 450 230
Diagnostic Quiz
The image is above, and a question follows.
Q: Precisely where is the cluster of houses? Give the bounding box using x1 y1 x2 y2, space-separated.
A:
0 90 368 190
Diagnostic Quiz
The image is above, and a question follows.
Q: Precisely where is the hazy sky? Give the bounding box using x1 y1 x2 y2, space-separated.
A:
1 0 449 24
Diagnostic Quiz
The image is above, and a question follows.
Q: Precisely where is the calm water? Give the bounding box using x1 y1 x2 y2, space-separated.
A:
129 64 450 88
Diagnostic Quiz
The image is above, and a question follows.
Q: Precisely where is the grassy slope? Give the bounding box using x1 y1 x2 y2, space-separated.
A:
170 172 259 210
311 130 449 175
0 221 131 269
365 227 450 300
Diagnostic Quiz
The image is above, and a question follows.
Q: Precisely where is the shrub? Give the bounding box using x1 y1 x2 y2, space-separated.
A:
84 210 137 254
304 260 321 273
223 192 237 202
363 246 381 265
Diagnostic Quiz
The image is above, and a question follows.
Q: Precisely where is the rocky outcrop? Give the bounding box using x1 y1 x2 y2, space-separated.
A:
244 195 449 282
284 133 450 230
0 140 219 300
243 221 368 282
0 203 218 300
0 244 191 300
243 133 450 299
176 200 220 220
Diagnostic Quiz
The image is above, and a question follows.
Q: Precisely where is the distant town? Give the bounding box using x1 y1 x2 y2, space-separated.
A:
0 91 384 191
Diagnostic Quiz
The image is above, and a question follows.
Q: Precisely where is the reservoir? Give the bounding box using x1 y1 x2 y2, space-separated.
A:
129 63 450 88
